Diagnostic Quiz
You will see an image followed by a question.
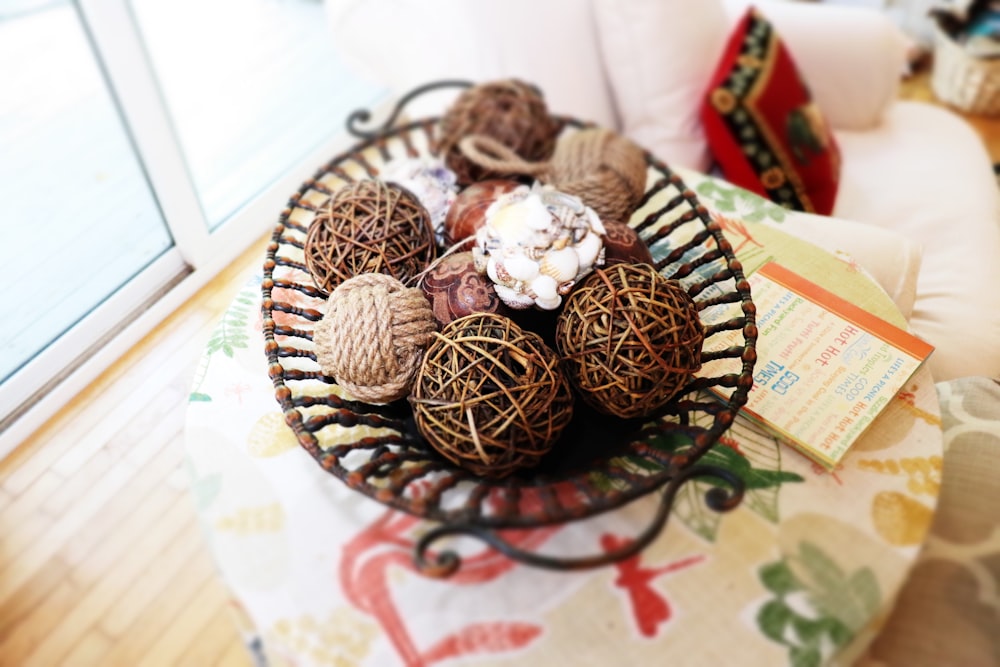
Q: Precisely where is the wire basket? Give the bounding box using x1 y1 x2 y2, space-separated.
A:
932 21 1000 115
261 81 758 576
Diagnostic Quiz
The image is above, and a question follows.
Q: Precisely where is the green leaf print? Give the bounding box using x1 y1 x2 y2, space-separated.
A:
695 178 788 223
760 560 797 596
754 541 882 665
189 281 258 401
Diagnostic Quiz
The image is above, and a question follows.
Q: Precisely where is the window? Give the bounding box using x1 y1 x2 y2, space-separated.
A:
0 0 384 453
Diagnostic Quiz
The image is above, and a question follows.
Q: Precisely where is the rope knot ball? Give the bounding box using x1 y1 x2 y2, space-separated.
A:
437 79 560 186
313 273 437 404
410 313 574 478
556 263 705 419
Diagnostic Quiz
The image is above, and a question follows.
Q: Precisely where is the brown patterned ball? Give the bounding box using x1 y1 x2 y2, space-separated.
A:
602 222 654 267
420 252 509 325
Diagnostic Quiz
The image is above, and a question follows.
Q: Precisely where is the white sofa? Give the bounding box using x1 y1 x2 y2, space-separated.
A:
326 0 1000 384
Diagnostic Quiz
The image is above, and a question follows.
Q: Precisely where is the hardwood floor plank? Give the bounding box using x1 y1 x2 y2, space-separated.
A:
99 508 212 638
136 564 233 667
98 551 222 666
217 638 255 667
0 579 80 665
178 604 246 667
0 461 133 607
18 498 195 667
57 628 113 667
0 553 70 642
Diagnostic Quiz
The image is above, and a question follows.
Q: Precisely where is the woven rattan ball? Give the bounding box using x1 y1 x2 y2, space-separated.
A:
556 264 704 419
304 180 436 294
410 313 574 478
437 79 559 186
313 273 437 404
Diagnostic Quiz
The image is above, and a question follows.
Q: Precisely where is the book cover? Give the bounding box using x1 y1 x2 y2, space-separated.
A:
712 262 934 468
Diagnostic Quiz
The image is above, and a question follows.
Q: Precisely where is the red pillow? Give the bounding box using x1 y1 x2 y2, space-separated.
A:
701 8 841 216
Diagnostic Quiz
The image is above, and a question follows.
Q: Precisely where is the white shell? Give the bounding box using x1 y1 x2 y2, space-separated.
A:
476 182 605 310
538 246 579 284
529 274 559 302
494 284 535 309
504 254 540 282
575 231 604 273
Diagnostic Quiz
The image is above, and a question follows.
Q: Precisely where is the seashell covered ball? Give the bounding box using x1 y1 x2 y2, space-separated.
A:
410 313 574 478
442 178 522 250
472 183 606 310
556 263 705 419
379 156 458 245
304 180 436 294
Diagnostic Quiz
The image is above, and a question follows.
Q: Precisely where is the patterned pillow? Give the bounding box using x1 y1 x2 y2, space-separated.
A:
701 7 841 216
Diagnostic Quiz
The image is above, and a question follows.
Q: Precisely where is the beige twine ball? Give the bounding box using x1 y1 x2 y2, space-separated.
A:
313 273 437 403
458 127 648 225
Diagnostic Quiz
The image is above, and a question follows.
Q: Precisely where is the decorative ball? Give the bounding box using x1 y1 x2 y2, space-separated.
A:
379 156 458 245
411 313 574 478
313 273 437 403
472 183 605 310
304 180 437 294
547 128 648 226
442 178 522 249
437 79 560 186
602 222 654 266
420 252 509 326
556 264 704 419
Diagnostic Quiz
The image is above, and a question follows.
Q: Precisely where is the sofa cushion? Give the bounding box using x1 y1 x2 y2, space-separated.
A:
592 0 728 171
325 0 620 129
701 7 842 215
833 101 1000 382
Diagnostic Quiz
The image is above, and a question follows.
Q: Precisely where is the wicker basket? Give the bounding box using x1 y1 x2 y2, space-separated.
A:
931 22 1000 115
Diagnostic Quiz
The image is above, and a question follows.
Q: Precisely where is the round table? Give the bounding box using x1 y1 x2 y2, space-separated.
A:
184 210 942 667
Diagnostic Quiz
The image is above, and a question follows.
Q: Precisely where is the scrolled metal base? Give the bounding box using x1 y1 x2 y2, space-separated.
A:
347 79 473 139
414 463 745 578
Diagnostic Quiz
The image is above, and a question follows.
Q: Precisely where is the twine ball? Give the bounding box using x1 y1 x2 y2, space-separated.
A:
411 313 574 478
546 128 648 225
458 127 648 225
304 180 436 294
313 273 437 404
555 263 704 419
437 79 559 186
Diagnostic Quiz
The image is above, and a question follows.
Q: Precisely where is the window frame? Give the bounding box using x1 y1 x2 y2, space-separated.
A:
0 0 384 457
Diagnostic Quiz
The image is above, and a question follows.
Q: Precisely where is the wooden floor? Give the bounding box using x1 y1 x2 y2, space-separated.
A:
0 235 269 667
4 59 1000 667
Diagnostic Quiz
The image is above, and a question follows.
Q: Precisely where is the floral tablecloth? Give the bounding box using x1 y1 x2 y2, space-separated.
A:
184 181 943 667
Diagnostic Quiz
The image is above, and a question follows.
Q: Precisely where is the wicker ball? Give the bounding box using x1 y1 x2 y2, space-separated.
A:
437 79 559 186
411 313 574 478
555 264 704 419
313 273 437 404
304 180 436 294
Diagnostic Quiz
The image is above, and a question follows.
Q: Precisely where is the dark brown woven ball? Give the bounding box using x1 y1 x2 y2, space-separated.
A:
437 79 560 186
555 264 704 419
304 180 436 294
410 313 574 478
